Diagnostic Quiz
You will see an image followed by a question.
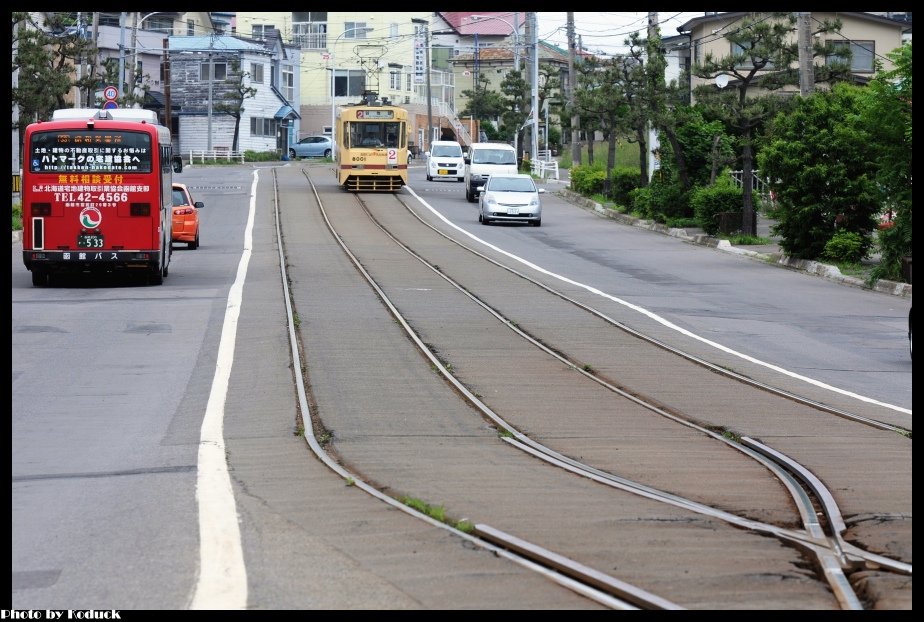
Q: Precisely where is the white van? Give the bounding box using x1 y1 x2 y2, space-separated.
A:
463 142 518 202
425 140 465 182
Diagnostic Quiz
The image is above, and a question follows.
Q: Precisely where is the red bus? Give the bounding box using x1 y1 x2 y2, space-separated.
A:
21 108 179 286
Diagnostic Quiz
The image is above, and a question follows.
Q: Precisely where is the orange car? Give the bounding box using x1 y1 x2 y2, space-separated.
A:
171 183 203 249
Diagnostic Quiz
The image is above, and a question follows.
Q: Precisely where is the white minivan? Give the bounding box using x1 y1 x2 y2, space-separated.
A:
464 142 518 202
425 140 465 182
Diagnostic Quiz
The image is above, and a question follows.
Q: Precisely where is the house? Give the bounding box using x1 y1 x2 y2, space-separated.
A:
233 11 447 150
675 12 908 100
167 33 301 156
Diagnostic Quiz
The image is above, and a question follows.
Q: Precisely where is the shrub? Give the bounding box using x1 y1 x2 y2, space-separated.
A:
570 165 607 196
244 150 282 162
629 187 653 219
609 167 641 206
647 175 690 222
690 177 743 235
823 230 869 263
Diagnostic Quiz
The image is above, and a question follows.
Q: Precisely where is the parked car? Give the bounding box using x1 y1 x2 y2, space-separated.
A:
171 183 203 249
477 173 545 227
290 135 332 159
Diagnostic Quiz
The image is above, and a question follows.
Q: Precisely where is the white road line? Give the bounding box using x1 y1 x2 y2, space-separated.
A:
405 186 911 416
189 171 257 609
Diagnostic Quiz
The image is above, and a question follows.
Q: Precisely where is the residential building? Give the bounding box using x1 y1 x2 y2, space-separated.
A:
675 12 908 100
167 33 301 155
234 11 446 150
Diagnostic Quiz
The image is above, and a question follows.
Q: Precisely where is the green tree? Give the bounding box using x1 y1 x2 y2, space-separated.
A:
11 13 74 132
692 12 844 235
498 69 529 145
862 43 912 283
213 58 257 152
459 74 507 127
758 83 880 259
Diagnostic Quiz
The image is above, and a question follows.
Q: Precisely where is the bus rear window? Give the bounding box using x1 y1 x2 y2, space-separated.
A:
28 130 153 174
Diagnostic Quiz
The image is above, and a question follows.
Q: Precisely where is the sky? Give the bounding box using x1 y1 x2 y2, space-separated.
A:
537 12 705 56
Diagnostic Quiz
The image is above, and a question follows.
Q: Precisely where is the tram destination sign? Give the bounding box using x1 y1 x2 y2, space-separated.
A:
356 109 394 119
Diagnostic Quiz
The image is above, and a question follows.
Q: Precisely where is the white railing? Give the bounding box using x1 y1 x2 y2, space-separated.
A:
730 169 770 196
188 149 245 164
530 156 559 180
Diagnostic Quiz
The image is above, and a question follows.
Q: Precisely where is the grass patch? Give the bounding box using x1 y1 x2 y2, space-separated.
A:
581 363 595 373
454 520 475 533
293 313 301 329
12 202 22 231
294 423 305 437
558 140 640 170
498 428 514 439
402 496 446 522
727 234 773 245
345 477 355 487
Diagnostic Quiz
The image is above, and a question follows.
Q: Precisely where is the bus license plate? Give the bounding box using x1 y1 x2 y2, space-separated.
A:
438 169 449 175
77 234 104 248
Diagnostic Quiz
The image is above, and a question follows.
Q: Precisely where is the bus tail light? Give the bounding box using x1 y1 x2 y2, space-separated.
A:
31 202 51 217
130 203 150 217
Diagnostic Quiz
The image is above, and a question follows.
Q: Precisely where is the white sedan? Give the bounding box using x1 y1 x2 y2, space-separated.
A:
477 173 545 227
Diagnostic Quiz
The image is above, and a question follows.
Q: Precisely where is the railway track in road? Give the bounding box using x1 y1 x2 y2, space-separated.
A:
272 167 911 609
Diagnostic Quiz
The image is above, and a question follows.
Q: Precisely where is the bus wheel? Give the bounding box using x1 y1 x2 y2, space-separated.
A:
31 268 48 287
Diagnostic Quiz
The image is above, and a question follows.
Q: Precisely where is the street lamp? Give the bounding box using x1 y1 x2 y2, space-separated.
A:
330 24 370 159
468 14 520 71
467 14 524 156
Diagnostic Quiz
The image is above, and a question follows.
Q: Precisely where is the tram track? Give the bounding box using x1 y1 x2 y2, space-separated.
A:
274 167 910 609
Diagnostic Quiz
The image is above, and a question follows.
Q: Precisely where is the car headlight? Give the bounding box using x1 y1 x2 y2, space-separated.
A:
528 197 540 207
484 195 497 206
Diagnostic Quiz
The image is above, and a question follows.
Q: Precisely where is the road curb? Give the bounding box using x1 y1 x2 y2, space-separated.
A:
556 188 911 298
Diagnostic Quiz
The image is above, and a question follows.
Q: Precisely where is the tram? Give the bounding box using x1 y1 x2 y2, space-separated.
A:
335 92 409 192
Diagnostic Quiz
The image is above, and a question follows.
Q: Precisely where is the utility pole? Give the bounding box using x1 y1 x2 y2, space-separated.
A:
798 12 815 96
425 23 433 149
86 12 100 106
129 11 139 102
118 12 126 96
567 12 580 165
528 12 539 164
647 11 659 182
163 37 171 134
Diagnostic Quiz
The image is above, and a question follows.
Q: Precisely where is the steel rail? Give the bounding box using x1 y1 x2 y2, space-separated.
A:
307 177 872 608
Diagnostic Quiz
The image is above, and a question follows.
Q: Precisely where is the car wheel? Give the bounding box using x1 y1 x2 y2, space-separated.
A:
189 231 199 250
324 149 332 158
466 188 473 203
289 148 297 160
458 177 464 182
532 218 542 227
427 174 433 181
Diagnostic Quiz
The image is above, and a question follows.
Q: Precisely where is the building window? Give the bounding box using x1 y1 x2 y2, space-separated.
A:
250 117 280 138
826 40 875 72
334 69 365 97
292 12 327 49
390 70 401 90
731 41 775 69
187 20 195 36
389 23 399 38
406 73 412 91
344 22 369 39
146 16 174 35
200 61 228 82
251 63 264 84
282 68 295 102
252 24 276 40
99 13 120 27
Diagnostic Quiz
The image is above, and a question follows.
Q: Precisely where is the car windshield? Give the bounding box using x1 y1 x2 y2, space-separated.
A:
431 145 462 157
474 149 516 165
489 177 535 192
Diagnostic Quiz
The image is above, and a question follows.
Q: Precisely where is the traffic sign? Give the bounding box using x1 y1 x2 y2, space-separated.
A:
103 86 119 101
103 100 118 110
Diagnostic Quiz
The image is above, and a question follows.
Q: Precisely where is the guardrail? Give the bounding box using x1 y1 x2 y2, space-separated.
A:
188 149 245 164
